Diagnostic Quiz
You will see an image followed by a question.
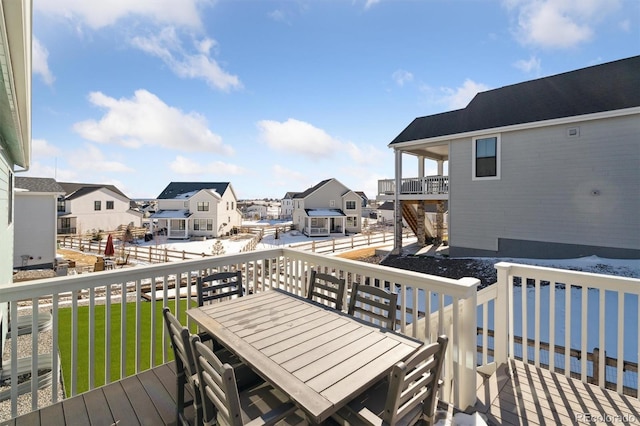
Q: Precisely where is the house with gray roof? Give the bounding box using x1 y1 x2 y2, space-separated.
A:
151 182 240 239
380 56 640 258
292 178 362 236
57 182 143 235
14 177 64 270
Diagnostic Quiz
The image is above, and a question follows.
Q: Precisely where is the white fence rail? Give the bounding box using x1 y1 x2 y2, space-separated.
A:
0 247 478 420
487 262 640 397
378 175 449 196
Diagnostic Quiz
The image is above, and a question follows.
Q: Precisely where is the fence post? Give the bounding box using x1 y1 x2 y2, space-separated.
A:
182 251 186 260
456 278 479 410
312 241 315 252
493 263 511 366
148 247 152 263
592 347 599 386
332 239 335 252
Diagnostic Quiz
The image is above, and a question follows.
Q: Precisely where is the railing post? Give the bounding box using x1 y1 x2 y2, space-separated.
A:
494 263 510 366
456 278 479 410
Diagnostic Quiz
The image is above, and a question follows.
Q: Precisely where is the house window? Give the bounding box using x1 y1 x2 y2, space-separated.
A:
231 202 234 210
473 135 500 180
346 201 356 210
106 201 114 210
94 201 101 211
193 219 213 231
60 217 71 231
226 201 229 210
197 201 209 211
57 198 65 212
184 201 188 208
347 216 357 227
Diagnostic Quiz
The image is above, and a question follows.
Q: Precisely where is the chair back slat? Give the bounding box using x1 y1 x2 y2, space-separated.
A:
384 335 448 425
197 271 243 306
348 282 398 330
192 336 244 426
307 270 346 311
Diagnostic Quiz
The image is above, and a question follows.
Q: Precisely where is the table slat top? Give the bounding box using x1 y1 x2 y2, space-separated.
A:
188 289 423 423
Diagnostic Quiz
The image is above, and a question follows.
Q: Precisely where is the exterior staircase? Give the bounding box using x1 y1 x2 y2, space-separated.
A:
401 202 434 240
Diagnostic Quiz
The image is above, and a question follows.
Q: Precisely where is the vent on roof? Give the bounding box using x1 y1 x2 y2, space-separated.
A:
566 127 580 138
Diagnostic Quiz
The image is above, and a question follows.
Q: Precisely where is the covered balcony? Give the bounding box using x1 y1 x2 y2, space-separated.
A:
377 175 449 201
2 249 639 424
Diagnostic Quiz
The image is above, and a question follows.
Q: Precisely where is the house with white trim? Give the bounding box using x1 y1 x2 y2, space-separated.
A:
151 182 241 239
292 178 362 236
14 178 65 270
57 182 143 234
280 192 298 219
0 0 31 352
379 56 640 258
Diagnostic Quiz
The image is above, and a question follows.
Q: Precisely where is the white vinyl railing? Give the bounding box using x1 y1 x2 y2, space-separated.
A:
487 262 640 398
0 247 479 420
378 175 449 196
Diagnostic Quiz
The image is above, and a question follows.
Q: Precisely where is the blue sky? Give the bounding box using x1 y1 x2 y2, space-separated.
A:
27 0 639 200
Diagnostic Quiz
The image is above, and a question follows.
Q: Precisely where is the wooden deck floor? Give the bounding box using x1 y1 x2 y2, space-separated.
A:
4 358 640 425
475 359 640 425
0 362 196 426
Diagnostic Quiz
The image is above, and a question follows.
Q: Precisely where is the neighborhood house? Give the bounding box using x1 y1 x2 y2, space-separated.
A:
380 56 640 258
151 182 241 239
292 178 362 236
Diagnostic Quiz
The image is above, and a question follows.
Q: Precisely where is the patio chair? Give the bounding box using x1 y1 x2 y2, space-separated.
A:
190 334 305 426
196 271 243 306
331 335 449 426
306 270 346 311
163 307 202 426
347 281 398 330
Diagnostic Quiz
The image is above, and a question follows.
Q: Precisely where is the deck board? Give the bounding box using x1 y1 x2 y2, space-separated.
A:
475 359 640 426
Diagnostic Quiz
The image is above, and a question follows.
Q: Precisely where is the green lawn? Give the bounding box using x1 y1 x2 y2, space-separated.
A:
57 300 194 397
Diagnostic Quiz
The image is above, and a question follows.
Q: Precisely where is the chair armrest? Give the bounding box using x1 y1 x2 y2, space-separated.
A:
245 402 299 426
332 404 383 426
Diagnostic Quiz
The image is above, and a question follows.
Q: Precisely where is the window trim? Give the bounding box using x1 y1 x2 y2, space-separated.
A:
472 134 501 181
94 200 102 211
345 200 356 210
106 200 114 210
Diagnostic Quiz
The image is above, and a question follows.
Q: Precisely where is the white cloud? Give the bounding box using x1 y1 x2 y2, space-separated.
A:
257 118 342 158
34 0 204 30
32 38 55 85
364 0 382 9
392 69 414 87
344 142 385 166
67 144 135 173
506 0 621 49
514 55 542 74
131 28 242 92
73 89 234 155
440 79 490 110
32 138 61 158
169 155 246 176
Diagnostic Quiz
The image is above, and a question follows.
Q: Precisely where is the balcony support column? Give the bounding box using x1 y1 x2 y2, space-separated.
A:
437 159 444 176
418 155 425 178
436 201 445 243
393 149 403 255
416 202 426 246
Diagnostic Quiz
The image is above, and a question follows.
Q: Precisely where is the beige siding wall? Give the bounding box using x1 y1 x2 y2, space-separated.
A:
70 188 141 232
14 193 58 268
449 114 640 253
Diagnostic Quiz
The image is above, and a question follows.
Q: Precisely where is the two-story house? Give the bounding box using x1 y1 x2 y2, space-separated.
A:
151 182 241 239
57 182 143 235
280 192 299 220
14 178 65 270
292 178 362 236
380 56 640 259
0 0 31 351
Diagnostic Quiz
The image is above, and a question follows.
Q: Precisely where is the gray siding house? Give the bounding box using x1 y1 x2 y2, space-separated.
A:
379 56 640 259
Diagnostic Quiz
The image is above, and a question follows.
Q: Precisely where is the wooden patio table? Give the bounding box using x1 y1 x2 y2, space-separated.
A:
187 288 423 424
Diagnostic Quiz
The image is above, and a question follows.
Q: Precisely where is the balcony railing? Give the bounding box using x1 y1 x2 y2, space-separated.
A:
0 247 478 419
378 175 449 197
2 249 638 421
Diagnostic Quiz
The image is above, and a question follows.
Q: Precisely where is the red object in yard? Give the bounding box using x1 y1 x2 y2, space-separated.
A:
104 234 115 257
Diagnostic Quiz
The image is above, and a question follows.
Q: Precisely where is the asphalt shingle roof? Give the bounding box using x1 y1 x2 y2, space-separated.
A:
157 182 229 199
15 177 65 193
58 182 129 200
391 56 640 145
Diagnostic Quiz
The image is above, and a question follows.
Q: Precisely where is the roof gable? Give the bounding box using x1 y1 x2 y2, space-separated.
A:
391 56 640 144
157 182 230 199
292 179 333 199
58 182 129 200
